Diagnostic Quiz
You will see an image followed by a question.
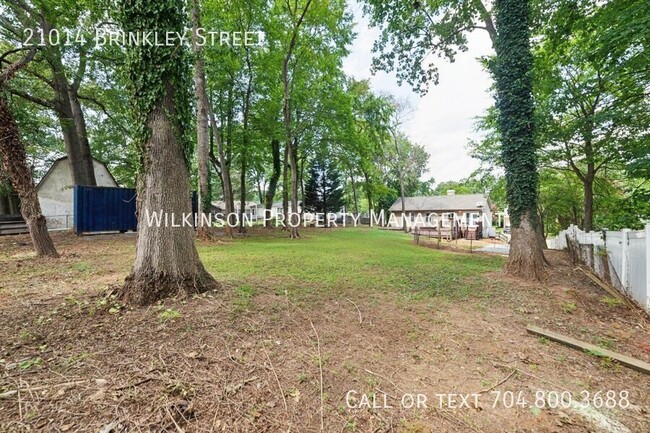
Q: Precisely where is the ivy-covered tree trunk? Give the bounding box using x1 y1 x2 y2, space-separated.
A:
118 0 218 305
0 51 59 258
493 0 546 279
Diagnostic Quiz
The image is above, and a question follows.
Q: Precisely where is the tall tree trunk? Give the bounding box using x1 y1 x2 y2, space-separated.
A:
349 172 359 215
289 143 300 238
239 78 252 234
282 141 289 229
191 0 212 239
119 1 217 305
68 88 97 186
299 153 306 218
264 139 281 228
0 51 58 257
41 19 95 186
208 99 234 237
239 156 247 233
494 0 546 279
583 173 594 232
8 16 96 186
392 132 407 232
225 88 235 217
121 81 218 305
282 0 312 239
363 171 374 214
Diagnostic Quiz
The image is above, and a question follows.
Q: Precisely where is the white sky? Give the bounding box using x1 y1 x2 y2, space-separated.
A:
342 2 495 184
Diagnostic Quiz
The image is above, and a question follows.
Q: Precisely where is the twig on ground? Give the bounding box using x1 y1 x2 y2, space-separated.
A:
164 404 185 433
346 299 363 324
115 377 154 391
309 319 324 432
0 380 88 396
364 369 406 395
478 369 517 394
263 344 289 415
492 362 572 392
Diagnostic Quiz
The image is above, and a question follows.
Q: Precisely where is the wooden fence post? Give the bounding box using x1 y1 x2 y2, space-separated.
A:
621 229 631 291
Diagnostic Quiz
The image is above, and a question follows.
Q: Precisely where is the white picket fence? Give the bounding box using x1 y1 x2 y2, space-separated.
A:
548 224 650 311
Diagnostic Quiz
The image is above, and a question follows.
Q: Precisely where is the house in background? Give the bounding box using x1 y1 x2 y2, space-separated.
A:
255 201 303 220
211 200 259 221
388 190 495 238
37 156 118 229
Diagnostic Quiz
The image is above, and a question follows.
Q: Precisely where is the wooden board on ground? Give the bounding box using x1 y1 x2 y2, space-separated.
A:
577 267 635 308
526 325 650 375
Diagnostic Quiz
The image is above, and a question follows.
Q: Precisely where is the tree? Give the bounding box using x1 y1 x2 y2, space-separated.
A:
303 157 344 221
361 0 496 95
493 0 545 279
191 0 213 239
0 47 58 257
281 0 313 238
1 1 98 185
534 1 650 232
118 0 217 305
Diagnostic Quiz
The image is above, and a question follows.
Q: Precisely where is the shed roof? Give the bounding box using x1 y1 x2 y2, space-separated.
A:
388 194 489 212
36 156 118 191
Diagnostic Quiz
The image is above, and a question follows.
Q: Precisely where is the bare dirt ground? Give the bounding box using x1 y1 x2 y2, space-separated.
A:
0 231 648 433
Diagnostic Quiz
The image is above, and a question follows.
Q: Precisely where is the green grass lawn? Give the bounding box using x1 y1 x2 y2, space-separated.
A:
199 228 505 301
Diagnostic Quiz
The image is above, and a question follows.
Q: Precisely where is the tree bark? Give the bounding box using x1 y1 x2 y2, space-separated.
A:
282 0 313 239
0 52 59 257
392 132 408 232
191 0 212 239
120 80 218 305
68 87 97 186
583 173 594 232
507 211 546 280
282 141 289 229
264 139 281 228
289 143 300 238
350 172 359 215
41 17 95 186
239 71 253 234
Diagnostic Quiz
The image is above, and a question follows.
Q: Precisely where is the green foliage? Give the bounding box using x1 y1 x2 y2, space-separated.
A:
303 157 345 215
361 0 495 95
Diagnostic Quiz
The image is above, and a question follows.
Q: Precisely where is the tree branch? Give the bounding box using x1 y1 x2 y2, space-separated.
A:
6 87 55 109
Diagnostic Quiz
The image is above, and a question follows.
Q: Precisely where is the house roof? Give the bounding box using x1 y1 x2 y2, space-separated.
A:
36 156 118 191
388 194 489 212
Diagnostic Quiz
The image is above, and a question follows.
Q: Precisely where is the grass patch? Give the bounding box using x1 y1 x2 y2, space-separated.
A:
199 228 504 302
232 284 256 314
